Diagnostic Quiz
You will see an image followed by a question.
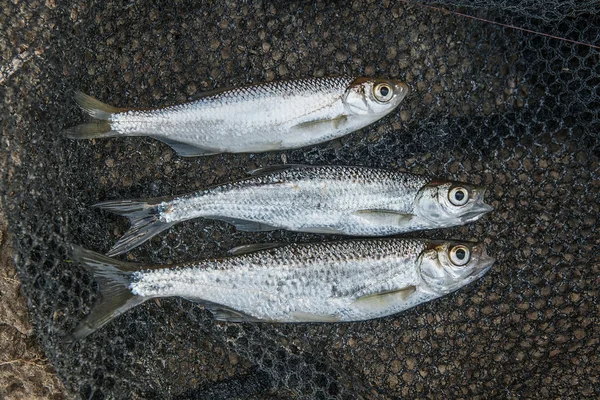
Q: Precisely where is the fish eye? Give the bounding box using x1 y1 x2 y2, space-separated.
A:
449 245 470 266
449 187 469 206
374 83 393 102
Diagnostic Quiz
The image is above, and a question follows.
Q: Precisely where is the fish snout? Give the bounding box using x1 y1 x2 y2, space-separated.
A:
471 245 495 279
394 81 410 101
459 186 494 222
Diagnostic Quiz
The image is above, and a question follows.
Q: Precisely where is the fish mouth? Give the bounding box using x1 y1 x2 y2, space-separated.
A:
460 187 493 222
461 204 494 222
468 248 495 280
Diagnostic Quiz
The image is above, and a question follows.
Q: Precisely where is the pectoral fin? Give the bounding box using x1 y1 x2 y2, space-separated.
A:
228 242 283 256
351 286 417 310
291 115 348 132
353 210 415 225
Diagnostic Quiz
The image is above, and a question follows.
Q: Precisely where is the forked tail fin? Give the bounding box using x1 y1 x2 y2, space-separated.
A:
94 199 176 257
64 91 126 139
65 246 147 342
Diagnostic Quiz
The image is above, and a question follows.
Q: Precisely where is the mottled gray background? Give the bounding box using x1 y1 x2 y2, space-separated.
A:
1 0 598 398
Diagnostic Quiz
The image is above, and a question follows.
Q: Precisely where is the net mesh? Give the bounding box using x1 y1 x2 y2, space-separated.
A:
1 0 598 398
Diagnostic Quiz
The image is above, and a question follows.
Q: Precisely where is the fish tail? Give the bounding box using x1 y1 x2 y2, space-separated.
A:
64 91 126 139
65 245 147 342
64 121 116 139
94 199 175 257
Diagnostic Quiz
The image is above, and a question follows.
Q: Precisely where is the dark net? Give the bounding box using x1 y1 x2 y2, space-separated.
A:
1 0 598 398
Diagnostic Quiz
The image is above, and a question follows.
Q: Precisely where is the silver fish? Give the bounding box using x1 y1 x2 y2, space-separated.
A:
65 77 409 156
66 239 494 340
96 165 493 256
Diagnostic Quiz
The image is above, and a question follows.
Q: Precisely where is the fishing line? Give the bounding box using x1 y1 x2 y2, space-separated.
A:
405 1 600 50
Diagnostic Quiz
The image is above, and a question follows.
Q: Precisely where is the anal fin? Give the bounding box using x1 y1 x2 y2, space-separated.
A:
290 311 340 322
182 298 264 322
210 308 264 322
153 137 221 157
210 216 280 232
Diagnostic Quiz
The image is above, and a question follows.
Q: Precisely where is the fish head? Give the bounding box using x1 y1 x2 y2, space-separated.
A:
343 78 410 116
418 241 495 295
414 181 493 227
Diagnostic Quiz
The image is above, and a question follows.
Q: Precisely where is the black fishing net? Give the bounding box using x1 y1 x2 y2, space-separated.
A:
1 0 598 398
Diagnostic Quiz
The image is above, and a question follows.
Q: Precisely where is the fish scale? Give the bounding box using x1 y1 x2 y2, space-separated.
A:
65 76 409 155
66 238 494 340
117 77 352 130
164 166 429 227
95 164 493 256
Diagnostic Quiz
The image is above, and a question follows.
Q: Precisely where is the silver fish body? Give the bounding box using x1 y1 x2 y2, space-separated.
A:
67 239 494 340
96 165 493 256
65 77 409 156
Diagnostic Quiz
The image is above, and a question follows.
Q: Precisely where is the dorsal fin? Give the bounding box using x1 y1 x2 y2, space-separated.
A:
228 242 283 256
189 86 236 101
248 164 311 177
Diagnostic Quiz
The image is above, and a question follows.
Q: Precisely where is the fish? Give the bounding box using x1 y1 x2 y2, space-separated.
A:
64 76 409 156
65 238 494 341
94 164 493 256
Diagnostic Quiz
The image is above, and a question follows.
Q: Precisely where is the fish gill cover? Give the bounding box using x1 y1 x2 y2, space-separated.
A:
0 0 598 399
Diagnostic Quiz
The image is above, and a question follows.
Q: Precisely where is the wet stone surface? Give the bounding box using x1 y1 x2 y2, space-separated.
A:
1 0 599 398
